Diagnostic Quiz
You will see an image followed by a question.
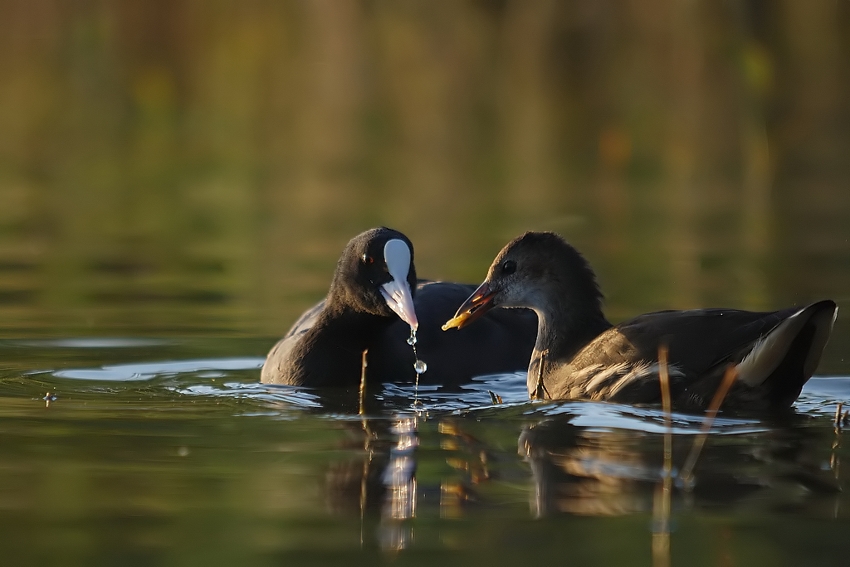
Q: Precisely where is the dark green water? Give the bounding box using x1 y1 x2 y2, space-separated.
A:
2 2 850 565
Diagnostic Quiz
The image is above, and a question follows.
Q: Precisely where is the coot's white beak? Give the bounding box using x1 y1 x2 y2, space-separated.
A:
379 239 419 330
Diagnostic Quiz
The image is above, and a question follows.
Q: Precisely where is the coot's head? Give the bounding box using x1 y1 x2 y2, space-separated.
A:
328 227 419 329
443 231 601 329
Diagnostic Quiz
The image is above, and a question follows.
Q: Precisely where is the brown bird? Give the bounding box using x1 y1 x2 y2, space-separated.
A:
261 227 536 387
443 231 837 411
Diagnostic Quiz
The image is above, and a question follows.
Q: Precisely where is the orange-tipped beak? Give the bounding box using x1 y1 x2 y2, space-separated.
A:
442 281 497 331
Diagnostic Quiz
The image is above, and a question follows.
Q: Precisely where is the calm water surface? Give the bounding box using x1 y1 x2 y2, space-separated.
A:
2 336 849 566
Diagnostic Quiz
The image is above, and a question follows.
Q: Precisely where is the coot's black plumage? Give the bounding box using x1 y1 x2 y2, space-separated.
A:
444 231 837 411
261 228 536 387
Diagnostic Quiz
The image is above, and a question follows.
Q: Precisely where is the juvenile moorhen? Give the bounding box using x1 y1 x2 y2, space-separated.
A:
444 231 837 411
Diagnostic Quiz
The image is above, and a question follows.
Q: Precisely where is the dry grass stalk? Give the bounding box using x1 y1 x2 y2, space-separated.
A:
534 350 550 400
658 345 673 464
652 344 673 567
832 403 843 480
680 365 738 484
651 513 671 567
358 349 375 546
359 349 368 416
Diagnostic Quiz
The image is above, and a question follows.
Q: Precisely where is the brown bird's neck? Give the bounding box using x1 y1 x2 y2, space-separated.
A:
526 304 610 399
532 298 611 364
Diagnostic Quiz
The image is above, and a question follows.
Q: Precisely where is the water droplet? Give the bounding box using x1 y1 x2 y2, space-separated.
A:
413 360 428 374
407 329 417 346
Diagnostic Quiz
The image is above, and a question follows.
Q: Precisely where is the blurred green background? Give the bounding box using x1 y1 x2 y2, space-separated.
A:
1 0 848 349
2 4 850 564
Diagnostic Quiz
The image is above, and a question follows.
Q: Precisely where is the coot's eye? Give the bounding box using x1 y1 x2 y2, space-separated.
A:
361 254 375 265
502 259 516 275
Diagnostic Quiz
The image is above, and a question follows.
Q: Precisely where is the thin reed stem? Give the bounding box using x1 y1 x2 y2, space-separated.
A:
652 344 673 567
681 365 738 484
359 349 368 416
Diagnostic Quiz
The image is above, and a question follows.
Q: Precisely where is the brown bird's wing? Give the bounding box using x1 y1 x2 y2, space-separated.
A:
548 307 797 404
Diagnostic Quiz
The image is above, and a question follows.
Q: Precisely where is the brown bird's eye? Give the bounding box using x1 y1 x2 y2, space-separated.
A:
362 254 374 265
502 260 516 275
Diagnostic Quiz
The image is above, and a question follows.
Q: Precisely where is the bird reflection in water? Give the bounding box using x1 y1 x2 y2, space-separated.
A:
324 415 489 551
378 417 418 550
325 405 842 554
520 417 656 517
519 412 843 520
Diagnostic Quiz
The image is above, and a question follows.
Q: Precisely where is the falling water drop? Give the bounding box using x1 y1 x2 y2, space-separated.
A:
407 329 426 375
406 327 427 409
